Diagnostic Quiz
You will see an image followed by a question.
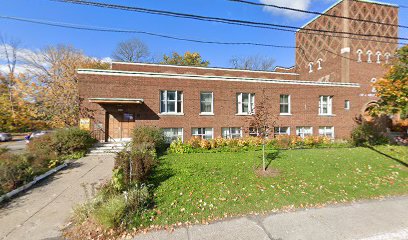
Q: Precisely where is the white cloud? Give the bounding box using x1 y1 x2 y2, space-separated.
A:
260 0 312 19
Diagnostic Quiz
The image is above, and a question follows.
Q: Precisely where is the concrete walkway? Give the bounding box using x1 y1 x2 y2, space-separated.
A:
134 196 408 240
0 155 114 240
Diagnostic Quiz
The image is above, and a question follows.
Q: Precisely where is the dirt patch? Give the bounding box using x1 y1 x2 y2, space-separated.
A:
255 167 280 177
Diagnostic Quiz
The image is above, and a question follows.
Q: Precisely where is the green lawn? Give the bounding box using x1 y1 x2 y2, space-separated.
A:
145 146 408 227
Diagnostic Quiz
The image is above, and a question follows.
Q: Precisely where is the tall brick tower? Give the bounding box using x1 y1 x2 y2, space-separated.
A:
295 0 399 103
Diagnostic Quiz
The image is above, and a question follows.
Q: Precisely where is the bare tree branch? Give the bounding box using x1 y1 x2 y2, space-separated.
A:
112 38 150 63
230 55 276 71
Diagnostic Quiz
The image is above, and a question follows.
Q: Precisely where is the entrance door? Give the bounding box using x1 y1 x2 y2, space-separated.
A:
108 113 135 141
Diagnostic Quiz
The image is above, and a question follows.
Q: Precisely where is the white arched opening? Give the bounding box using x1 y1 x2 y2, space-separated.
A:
367 50 373 63
357 49 363 62
375 51 382 64
308 62 314 73
384 52 391 64
317 58 323 70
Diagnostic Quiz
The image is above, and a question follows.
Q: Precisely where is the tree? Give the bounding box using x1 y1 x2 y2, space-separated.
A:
26 45 110 128
230 55 275 71
247 89 277 171
372 45 408 117
0 35 21 117
161 52 209 67
112 38 150 63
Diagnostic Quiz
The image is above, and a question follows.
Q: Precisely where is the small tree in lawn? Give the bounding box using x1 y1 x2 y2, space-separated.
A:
247 89 277 171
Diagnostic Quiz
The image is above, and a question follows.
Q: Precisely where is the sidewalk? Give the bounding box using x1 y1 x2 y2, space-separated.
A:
133 196 408 240
0 155 114 240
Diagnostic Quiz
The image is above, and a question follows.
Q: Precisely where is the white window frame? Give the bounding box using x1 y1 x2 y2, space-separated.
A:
274 127 290 137
319 96 333 116
344 100 350 110
222 127 242 139
237 93 255 115
160 90 183 114
296 126 313 138
200 92 214 115
192 128 214 140
280 94 291 115
162 128 183 143
319 126 335 139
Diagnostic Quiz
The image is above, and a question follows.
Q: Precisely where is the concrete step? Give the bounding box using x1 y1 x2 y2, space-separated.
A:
87 141 128 156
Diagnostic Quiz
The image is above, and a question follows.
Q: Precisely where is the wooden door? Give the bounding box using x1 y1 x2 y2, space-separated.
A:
108 113 135 141
108 113 122 140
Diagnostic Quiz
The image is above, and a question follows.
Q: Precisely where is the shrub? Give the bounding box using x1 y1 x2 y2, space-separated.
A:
351 123 389 146
132 126 166 154
51 128 96 156
94 195 127 229
27 128 96 162
27 134 57 163
0 153 37 195
0 147 8 155
114 146 156 186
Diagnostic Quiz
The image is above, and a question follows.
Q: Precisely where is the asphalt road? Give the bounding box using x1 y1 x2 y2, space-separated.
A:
0 140 27 154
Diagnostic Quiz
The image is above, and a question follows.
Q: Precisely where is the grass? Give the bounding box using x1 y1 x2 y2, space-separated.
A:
143 146 408 227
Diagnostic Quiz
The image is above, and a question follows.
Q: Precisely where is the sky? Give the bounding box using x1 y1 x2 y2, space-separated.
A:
0 0 407 69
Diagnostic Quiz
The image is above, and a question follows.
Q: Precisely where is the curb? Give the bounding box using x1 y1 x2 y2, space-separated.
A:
0 162 68 203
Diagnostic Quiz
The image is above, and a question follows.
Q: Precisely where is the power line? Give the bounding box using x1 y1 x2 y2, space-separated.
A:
51 0 407 42
0 15 297 49
0 15 395 64
229 0 407 29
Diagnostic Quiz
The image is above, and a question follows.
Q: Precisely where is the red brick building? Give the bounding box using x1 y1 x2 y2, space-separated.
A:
78 0 399 142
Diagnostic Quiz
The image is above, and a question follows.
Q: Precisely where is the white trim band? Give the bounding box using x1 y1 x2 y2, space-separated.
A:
78 69 361 88
111 61 299 76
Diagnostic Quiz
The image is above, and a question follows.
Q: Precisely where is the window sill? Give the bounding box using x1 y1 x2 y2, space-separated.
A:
199 113 214 116
235 113 254 116
159 113 185 116
318 114 336 117
279 113 292 116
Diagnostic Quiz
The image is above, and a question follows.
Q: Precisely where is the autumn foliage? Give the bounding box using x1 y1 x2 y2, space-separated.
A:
373 45 408 119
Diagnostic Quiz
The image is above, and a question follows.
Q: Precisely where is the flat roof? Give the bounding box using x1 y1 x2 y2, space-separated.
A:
78 69 360 88
111 62 299 76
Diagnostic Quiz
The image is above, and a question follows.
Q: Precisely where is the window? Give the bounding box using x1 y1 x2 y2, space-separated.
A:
200 92 213 114
375 51 382 64
163 128 183 143
384 52 391 64
309 62 314 73
237 93 255 115
192 128 213 140
317 59 323 70
249 127 260 137
367 50 373 63
280 95 291 115
222 127 242 139
123 113 134 121
344 100 350 110
160 90 183 114
357 49 363 62
319 126 334 138
319 96 333 115
274 127 290 136
296 127 313 138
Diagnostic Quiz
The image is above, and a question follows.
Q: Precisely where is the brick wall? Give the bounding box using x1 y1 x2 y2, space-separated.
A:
79 72 361 140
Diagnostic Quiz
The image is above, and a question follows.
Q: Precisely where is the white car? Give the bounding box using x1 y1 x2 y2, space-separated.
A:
0 133 12 142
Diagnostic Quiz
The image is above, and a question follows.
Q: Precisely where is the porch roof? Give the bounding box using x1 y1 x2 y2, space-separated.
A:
88 98 144 104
